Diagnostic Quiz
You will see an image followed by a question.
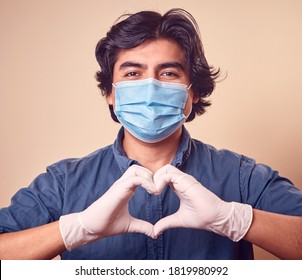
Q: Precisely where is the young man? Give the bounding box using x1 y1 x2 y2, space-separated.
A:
0 9 302 260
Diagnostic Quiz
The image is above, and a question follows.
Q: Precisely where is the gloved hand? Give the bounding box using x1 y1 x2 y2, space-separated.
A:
59 165 156 251
153 164 253 241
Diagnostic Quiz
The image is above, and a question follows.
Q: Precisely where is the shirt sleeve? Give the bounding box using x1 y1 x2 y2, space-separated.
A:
0 166 64 233
240 155 302 215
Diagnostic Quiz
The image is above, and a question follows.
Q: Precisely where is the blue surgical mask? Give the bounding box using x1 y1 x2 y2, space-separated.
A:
112 78 191 143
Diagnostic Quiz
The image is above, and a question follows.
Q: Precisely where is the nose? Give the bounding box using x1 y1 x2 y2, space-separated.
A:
145 69 158 80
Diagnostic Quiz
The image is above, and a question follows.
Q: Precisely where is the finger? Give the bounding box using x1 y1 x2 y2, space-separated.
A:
154 164 193 193
114 165 156 194
153 213 181 239
153 164 176 193
124 176 156 194
109 176 156 203
123 165 154 181
125 165 156 193
127 217 155 238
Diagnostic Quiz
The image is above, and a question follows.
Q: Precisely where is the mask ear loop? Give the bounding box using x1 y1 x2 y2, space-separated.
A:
184 83 193 119
184 107 192 119
112 83 117 88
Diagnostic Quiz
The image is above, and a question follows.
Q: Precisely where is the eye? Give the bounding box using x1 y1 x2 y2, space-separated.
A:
124 71 139 77
161 71 179 77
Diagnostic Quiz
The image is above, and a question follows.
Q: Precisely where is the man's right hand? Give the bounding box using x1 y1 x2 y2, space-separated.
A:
59 165 156 251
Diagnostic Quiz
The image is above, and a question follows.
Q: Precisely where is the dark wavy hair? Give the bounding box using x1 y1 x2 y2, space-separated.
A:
95 8 220 122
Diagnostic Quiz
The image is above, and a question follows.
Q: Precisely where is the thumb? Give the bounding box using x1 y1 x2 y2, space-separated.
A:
127 217 155 238
153 213 181 239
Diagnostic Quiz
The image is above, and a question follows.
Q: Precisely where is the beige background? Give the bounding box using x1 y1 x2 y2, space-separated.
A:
1 0 301 260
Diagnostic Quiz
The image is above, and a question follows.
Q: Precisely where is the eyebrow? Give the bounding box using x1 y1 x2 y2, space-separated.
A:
157 62 185 71
118 61 185 71
119 61 147 70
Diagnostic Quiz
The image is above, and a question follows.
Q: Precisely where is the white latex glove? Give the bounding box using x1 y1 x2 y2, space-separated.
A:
59 165 156 251
153 164 253 242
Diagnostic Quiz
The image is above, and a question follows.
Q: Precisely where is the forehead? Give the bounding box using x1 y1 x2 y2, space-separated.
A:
114 39 186 69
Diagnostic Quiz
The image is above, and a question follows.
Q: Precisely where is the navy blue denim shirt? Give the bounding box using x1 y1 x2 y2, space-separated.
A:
1 127 302 259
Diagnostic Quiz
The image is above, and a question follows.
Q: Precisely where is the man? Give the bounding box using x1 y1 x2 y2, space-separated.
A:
0 8 302 260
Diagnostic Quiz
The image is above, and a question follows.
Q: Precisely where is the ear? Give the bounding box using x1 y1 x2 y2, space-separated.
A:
189 89 199 104
106 93 113 105
192 94 199 104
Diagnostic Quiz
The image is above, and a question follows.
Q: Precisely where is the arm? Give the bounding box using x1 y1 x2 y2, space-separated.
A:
0 221 65 260
244 209 302 259
0 165 156 259
153 164 302 259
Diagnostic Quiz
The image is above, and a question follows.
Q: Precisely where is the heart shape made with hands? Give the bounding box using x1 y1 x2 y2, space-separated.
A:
60 163 213 251
126 164 221 239
146 164 196 238
62 163 250 250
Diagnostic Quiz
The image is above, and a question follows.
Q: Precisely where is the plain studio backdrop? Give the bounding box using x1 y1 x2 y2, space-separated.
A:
1 0 301 260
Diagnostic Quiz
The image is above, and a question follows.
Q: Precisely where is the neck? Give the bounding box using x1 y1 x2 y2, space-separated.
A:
122 128 183 173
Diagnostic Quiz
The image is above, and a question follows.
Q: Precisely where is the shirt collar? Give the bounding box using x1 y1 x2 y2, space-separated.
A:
171 126 192 167
113 126 192 173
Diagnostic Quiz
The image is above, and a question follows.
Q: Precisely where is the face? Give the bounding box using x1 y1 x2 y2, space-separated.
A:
107 38 198 116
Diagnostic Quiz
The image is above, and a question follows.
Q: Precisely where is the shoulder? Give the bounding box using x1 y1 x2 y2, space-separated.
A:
189 138 302 213
188 138 257 201
190 138 246 167
189 138 279 185
188 138 247 195
43 144 118 212
46 144 115 178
